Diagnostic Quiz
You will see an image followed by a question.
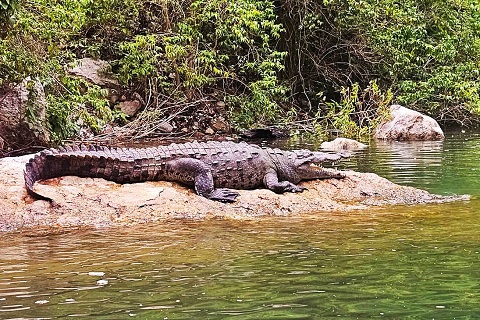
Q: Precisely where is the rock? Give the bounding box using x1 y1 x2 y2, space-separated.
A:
0 77 50 151
117 100 142 117
0 153 466 231
132 92 145 106
68 58 119 87
321 138 368 151
205 127 215 135
158 122 174 133
210 117 230 132
374 105 445 141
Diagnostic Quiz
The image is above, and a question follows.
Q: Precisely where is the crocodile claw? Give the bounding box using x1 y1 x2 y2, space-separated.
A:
208 188 240 202
288 185 307 193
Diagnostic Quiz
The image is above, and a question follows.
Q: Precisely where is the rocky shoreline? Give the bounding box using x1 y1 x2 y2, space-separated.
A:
0 154 467 232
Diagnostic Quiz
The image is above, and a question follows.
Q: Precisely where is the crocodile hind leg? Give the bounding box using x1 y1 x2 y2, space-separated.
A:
165 158 239 202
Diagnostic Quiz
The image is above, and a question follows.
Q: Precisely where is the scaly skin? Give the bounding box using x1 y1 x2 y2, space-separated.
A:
24 141 347 202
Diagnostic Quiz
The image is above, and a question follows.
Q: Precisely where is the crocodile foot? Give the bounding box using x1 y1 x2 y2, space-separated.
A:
208 188 240 202
284 184 307 193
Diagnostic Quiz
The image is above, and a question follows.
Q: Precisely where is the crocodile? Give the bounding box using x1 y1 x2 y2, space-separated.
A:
24 141 347 203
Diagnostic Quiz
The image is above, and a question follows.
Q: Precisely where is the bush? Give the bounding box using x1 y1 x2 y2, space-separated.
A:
324 81 392 138
46 75 115 142
3 0 480 146
330 0 480 122
163 0 288 127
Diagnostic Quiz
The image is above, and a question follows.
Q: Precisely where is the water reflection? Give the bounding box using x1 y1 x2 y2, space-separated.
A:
374 139 444 168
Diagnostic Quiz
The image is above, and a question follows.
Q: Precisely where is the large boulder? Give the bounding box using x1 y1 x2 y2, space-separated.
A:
374 105 444 141
0 77 50 152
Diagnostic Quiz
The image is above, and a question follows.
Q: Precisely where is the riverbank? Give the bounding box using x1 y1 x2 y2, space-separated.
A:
0 153 467 232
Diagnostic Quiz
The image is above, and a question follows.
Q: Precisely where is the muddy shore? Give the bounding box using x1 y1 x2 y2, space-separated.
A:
0 154 467 232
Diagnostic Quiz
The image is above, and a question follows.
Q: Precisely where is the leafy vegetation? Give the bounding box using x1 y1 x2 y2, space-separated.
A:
325 0 480 124
1 0 480 145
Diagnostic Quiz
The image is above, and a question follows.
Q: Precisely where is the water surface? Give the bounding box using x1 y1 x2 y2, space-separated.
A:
1 131 479 319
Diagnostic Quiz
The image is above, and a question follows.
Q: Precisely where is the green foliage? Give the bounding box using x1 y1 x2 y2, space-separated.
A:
227 75 288 128
117 34 162 86
0 0 18 22
164 0 287 126
4 0 480 146
1 0 142 142
327 0 480 120
47 76 114 142
325 81 393 138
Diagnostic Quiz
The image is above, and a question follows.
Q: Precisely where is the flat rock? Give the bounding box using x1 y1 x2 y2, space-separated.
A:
0 154 466 231
374 105 445 141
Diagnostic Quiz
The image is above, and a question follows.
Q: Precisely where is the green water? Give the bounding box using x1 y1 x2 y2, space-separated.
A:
1 131 480 319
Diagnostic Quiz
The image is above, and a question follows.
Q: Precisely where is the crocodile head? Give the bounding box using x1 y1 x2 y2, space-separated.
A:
292 150 345 180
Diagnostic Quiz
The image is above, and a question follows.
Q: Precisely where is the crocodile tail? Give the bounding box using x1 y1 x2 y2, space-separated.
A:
24 149 60 202
24 144 161 201
24 145 89 201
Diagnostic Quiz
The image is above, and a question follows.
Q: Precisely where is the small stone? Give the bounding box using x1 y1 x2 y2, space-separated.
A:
117 100 142 117
215 101 226 110
211 117 230 132
109 94 119 105
132 92 145 106
158 122 174 133
193 131 205 138
205 127 215 135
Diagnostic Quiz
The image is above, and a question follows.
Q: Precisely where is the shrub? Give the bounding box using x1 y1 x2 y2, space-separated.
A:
325 81 393 138
47 75 114 142
331 0 480 122
163 0 287 127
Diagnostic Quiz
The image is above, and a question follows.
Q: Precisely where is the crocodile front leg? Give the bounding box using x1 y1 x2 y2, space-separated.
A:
263 170 306 194
165 158 239 202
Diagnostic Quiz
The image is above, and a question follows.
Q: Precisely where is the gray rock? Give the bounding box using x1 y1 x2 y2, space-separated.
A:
374 105 444 141
68 58 119 87
321 138 368 151
0 77 50 150
158 122 174 133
